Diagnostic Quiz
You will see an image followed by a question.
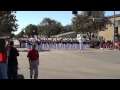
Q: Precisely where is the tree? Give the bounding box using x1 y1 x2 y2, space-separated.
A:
72 14 91 33
60 25 74 34
0 11 18 36
21 30 25 37
16 31 24 38
72 11 112 40
82 11 112 31
10 33 15 38
24 24 38 36
64 25 74 32
37 18 63 37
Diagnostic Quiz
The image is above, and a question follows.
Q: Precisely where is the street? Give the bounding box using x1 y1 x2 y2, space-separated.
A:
17 47 120 79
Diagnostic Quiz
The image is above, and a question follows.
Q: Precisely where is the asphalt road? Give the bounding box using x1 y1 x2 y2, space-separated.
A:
14 40 120 79
17 48 120 79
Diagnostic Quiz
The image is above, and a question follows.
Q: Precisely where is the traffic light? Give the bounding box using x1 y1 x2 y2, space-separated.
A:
72 11 78 15
115 33 119 37
115 27 118 33
115 27 119 37
115 27 119 40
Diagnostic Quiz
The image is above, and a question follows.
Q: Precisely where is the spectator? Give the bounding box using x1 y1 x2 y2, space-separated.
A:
27 43 39 79
7 41 19 79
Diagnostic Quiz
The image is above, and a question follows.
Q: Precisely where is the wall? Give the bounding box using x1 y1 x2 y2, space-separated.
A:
99 16 120 42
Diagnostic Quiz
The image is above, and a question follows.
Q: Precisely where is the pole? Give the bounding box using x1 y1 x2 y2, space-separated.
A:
114 11 115 43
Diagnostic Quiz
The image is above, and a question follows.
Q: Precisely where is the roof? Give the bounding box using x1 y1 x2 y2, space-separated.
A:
54 32 76 37
107 14 120 18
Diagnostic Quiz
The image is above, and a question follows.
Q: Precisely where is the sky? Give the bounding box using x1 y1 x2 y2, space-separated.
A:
14 11 120 35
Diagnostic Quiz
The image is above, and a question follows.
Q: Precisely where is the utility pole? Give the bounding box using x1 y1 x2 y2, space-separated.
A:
113 11 115 43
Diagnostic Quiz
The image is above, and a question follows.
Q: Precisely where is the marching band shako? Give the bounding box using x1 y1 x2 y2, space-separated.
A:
0 38 5 52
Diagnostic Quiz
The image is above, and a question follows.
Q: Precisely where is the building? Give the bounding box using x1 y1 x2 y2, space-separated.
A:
99 14 120 42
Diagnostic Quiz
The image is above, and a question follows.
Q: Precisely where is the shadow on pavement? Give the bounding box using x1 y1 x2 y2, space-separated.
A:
17 74 25 79
18 49 50 52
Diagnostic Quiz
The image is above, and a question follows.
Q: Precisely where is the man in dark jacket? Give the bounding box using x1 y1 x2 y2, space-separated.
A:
8 41 19 79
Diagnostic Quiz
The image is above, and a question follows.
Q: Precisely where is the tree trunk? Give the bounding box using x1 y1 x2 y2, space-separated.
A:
48 32 51 38
89 30 91 41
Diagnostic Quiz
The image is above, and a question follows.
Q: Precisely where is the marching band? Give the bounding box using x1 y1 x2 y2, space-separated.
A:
18 35 85 51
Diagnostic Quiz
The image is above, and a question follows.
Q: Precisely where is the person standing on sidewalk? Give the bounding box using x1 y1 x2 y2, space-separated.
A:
27 43 39 79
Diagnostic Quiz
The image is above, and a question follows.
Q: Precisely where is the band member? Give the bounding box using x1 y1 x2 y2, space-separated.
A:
77 35 84 52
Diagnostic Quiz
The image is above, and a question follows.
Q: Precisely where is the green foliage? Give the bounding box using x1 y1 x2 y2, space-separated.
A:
60 25 74 34
72 15 92 33
0 11 18 36
16 11 112 39
10 33 15 38
37 18 63 37
24 24 38 35
16 31 23 38
72 11 112 34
